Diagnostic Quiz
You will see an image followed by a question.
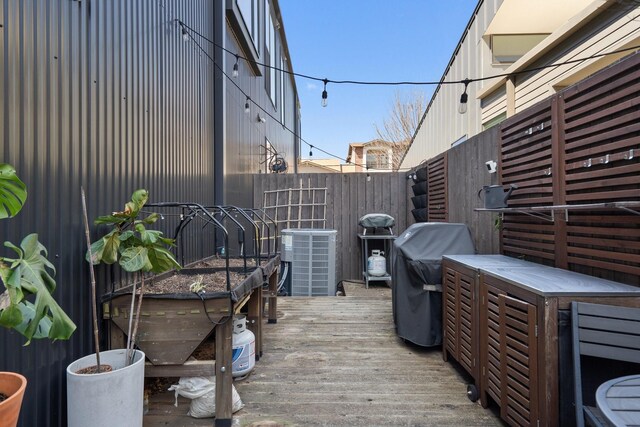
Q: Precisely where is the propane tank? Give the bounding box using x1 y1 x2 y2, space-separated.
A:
232 315 255 377
367 250 387 276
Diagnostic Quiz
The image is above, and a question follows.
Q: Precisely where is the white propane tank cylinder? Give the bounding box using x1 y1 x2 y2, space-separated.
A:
232 315 255 377
367 250 387 276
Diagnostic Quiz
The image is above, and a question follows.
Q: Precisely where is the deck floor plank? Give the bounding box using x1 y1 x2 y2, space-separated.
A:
145 282 503 426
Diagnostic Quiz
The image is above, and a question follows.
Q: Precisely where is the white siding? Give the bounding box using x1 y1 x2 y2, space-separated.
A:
401 0 504 169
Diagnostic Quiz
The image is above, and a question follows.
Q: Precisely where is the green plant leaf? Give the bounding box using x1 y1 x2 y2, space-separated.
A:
12 301 51 340
119 246 149 272
141 213 160 224
94 215 127 225
130 189 149 213
0 234 76 344
147 247 181 273
0 300 22 329
0 163 28 219
101 231 121 264
140 229 162 245
118 230 135 241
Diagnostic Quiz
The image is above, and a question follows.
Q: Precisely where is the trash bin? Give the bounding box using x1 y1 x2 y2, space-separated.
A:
392 223 475 347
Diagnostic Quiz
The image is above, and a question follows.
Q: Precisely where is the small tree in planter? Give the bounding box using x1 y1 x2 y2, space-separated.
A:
67 188 180 427
0 163 76 427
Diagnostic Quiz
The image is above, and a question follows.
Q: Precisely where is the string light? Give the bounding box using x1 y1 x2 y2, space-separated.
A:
181 26 189 42
232 55 239 78
244 97 250 113
176 19 640 90
309 145 313 157
321 79 328 108
178 18 639 171
459 79 470 115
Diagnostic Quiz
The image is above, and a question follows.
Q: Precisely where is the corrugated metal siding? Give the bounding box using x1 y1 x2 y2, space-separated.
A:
402 0 504 169
223 8 298 209
1 1 215 426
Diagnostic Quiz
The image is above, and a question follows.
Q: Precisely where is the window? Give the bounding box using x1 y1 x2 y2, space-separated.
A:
237 0 260 54
483 112 507 130
265 2 276 106
365 149 391 170
491 34 548 64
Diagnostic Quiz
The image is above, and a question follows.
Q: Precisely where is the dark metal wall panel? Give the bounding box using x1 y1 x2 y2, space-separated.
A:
223 2 298 209
1 1 215 426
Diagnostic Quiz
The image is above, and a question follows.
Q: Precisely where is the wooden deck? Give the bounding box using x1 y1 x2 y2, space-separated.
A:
145 282 503 426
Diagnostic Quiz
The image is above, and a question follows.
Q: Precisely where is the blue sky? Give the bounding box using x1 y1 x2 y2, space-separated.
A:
279 0 479 162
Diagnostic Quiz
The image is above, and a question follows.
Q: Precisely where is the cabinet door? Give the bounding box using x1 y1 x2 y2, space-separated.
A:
443 268 475 375
481 286 539 426
443 268 458 360
457 272 474 374
498 294 538 426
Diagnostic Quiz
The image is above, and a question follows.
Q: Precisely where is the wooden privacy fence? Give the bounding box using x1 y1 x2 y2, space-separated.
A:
498 52 640 285
253 173 413 281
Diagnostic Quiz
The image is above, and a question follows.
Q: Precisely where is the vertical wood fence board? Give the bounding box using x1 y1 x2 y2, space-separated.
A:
253 173 408 281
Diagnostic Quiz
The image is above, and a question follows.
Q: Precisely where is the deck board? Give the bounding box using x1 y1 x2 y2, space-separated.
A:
145 282 503 426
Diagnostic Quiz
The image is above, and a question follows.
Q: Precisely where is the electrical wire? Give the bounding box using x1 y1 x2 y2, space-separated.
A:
177 19 640 87
178 18 640 170
181 24 379 170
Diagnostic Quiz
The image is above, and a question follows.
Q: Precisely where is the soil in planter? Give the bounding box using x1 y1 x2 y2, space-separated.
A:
0 392 7 402
75 364 114 375
145 270 244 294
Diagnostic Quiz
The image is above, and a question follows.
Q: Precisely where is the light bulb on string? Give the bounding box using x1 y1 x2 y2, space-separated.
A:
232 55 239 78
244 97 250 113
459 79 470 114
321 79 328 107
309 145 313 157
181 26 189 42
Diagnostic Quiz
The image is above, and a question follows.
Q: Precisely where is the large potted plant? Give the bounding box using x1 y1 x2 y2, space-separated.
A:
66 189 180 427
0 163 76 427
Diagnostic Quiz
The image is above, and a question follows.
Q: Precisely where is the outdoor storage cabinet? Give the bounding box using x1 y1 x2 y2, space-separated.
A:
442 255 640 426
442 255 531 400
478 266 640 426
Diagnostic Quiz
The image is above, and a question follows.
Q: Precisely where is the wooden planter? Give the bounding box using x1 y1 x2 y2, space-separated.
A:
104 256 279 372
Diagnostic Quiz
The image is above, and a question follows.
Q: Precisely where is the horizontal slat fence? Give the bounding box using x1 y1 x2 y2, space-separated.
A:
253 173 413 282
561 52 640 283
499 98 556 266
499 51 640 285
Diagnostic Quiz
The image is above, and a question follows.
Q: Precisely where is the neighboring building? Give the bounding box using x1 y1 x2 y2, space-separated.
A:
347 139 399 172
400 0 640 169
298 159 356 173
0 1 299 425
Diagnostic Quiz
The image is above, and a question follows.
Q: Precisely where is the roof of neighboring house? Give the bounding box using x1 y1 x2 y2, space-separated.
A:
298 159 346 173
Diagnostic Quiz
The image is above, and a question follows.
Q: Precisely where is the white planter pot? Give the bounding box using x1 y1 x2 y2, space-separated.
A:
66 349 145 427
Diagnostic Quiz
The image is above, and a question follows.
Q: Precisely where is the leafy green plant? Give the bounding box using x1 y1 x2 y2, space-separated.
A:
0 163 76 344
86 189 180 365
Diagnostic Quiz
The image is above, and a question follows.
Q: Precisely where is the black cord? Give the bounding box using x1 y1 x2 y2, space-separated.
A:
195 291 232 326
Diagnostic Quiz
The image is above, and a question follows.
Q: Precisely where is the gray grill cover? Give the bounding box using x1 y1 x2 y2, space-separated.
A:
358 213 395 229
392 223 476 346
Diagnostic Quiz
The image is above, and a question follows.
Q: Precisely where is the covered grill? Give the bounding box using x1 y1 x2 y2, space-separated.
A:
392 223 475 347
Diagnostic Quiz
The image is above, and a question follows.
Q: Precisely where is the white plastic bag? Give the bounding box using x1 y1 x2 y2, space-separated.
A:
168 376 244 418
